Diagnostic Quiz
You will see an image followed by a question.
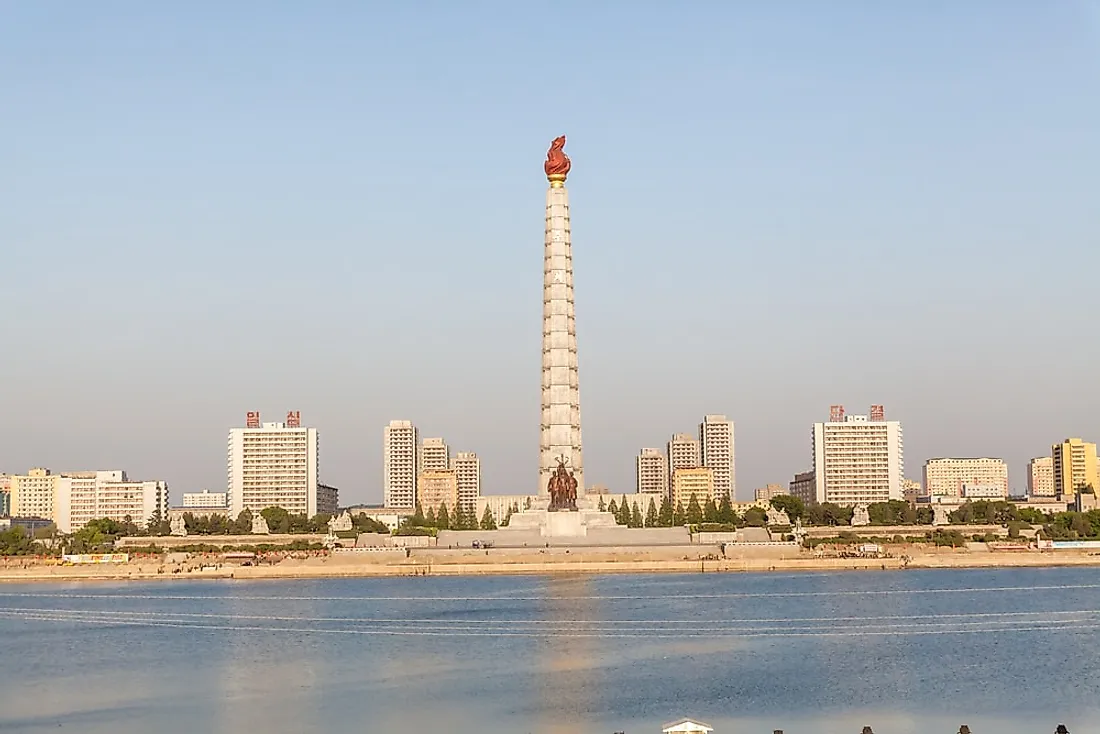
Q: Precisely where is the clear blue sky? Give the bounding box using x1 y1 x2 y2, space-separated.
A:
2 2 1098 502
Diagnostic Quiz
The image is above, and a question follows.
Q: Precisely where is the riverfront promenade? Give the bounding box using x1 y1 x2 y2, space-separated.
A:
3 545 1100 582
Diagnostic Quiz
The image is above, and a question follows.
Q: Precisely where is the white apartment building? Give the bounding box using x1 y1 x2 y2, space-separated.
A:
812 406 904 506
9 468 60 519
228 414 320 517
636 448 669 497
384 420 419 510
667 433 701 487
419 437 451 472
700 415 735 501
55 470 169 534
1028 456 1055 498
452 452 481 514
182 490 229 509
922 457 1009 500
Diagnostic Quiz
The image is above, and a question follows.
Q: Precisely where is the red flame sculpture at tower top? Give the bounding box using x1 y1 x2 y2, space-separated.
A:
544 135 571 181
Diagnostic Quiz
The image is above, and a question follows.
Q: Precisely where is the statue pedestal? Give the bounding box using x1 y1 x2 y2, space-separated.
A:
503 505 618 538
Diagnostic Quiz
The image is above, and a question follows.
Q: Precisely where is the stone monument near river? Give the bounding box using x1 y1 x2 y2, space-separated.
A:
501 136 617 538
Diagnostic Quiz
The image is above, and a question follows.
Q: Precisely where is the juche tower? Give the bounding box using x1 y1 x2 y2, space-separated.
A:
539 135 585 498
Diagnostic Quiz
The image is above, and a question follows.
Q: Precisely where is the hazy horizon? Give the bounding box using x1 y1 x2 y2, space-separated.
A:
3 3 1098 504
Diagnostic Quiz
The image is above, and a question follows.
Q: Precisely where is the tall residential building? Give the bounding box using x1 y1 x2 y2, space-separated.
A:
636 448 669 497
754 484 787 502
228 411 320 517
812 405 904 506
671 467 715 509
417 470 459 514
922 458 1009 499
384 420 419 510
667 433 701 490
789 470 816 506
700 415 736 501
1028 456 1056 498
1052 438 1100 498
55 470 169 534
452 452 481 514
317 484 340 516
10 468 60 519
419 437 451 472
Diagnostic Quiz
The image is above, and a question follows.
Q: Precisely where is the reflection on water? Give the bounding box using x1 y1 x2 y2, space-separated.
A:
537 575 601 734
217 593 320 734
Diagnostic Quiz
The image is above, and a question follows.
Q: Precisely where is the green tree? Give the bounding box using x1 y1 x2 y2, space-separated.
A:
743 507 768 527
769 495 805 521
452 503 468 530
645 497 659 527
425 506 437 527
260 507 291 534
501 506 513 528
410 503 427 527
0 527 42 555
598 495 607 512
658 496 673 527
616 496 631 525
351 512 389 534
308 513 332 533
608 499 619 519
231 509 251 534
703 499 719 523
480 506 497 530
436 504 451 530
685 495 704 525
672 501 685 526
630 502 643 528
717 494 736 524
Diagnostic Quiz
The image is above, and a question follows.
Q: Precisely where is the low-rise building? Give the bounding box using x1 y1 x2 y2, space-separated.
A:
903 478 922 505
416 470 459 513
961 483 1007 500
671 467 714 508
182 490 229 509
753 484 787 502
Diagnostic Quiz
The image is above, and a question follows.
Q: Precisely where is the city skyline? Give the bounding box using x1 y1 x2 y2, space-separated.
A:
2 4 1097 503
3 407 1090 506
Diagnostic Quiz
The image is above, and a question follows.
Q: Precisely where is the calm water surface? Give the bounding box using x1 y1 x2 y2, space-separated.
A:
1 567 1098 734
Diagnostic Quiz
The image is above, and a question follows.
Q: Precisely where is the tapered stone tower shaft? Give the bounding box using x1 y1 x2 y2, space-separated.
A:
539 136 584 497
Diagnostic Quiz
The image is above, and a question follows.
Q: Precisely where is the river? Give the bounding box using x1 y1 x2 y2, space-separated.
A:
1 567 1097 733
